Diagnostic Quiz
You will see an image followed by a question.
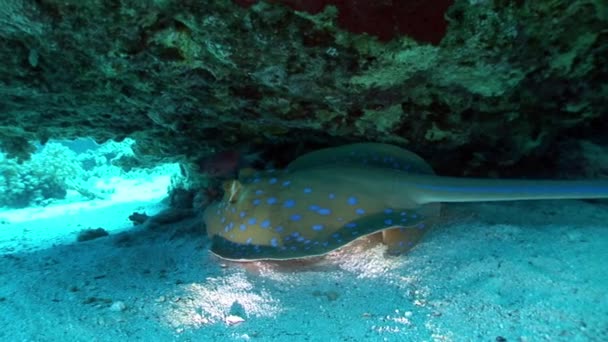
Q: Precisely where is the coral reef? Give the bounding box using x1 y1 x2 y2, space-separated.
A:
0 139 156 208
0 143 81 207
234 0 454 44
0 0 606 179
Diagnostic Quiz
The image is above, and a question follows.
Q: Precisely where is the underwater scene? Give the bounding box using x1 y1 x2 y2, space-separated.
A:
1 0 607 341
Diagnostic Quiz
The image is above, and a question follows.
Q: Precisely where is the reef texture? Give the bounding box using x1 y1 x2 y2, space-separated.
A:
0 0 607 178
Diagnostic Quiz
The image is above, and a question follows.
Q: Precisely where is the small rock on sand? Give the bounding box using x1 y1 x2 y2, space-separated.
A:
109 301 126 312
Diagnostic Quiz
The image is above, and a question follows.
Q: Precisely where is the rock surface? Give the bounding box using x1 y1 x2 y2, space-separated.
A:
1 0 606 177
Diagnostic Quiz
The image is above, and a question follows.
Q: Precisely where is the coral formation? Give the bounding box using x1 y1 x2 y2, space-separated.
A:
0 0 606 179
0 143 81 207
0 139 156 208
234 0 454 44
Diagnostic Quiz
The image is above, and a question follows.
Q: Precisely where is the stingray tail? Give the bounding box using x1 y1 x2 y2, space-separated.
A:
408 175 608 204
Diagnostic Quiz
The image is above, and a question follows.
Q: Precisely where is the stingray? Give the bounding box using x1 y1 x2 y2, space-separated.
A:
203 143 608 261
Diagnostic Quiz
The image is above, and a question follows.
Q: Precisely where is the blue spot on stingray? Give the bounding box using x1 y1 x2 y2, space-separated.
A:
312 224 324 231
384 219 393 225
345 222 357 228
411 214 418 219
291 232 300 238
303 187 312 194
351 231 359 236
332 233 340 239
267 197 278 205
253 178 261 183
282 180 291 187
224 225 231 233
255 189 264 195
400 211 407 216
239 211 246 218
328 193 336 199
268 178 277 184
246 238 253 245
322 242 329 247
230 207 236 213
290 214 302 221
240 224 247 231
220 217 226 223
283 199 296 208
309 205 321 211
317 208 332 215
274 226 284 232
418 223 426 229
270 238 278 247
247 218 257 225
260 220 271 228
401 218 408 223
252 199 261 206
384 208 393 214
355 208 365 215
347 196 358 205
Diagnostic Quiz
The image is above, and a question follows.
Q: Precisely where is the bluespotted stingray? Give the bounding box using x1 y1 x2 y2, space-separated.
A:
203 143 608 261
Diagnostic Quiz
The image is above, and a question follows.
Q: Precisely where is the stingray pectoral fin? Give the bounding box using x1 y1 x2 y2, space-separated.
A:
381 203 440 255
210 234 285 261
382 227 427 255
221 227 279 246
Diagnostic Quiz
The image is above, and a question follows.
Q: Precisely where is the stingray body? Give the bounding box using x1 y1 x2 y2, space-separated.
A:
203 143 608 261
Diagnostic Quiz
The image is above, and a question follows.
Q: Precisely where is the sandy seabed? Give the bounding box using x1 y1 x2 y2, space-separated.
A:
0 180 606 342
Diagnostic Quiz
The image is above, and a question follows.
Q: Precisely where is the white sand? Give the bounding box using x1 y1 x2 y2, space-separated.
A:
0 180 606 341
0 175 172 253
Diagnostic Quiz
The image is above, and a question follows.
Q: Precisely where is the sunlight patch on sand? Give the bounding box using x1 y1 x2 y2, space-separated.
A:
163 272 282 328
